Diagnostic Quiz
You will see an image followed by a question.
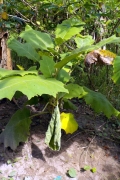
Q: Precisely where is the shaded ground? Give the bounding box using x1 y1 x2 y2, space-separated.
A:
0 99 120 180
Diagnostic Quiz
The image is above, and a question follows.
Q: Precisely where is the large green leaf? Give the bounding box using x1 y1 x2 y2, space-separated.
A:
40 56 55 78
55 18 84 41
57 69 70 83
45 104 61 150
0 74 68 100
64 83 119 118
112 56 120 84
0 68 37 80
55 35 120 69
83 87 120 118
8 38 41 62
75 35 94 48
64 84 87 99
0 108 31 150
20 25 54 50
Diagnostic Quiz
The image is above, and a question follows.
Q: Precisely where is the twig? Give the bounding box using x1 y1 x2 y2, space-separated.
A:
30 111 48 118
110 18 120 36
20 0 36 11
14 9 30 22
84 135 96 163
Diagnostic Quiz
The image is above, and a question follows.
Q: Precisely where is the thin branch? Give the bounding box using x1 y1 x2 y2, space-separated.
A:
14 9 30 22
30 111 49 118
20 0 36 11
110 18 120 36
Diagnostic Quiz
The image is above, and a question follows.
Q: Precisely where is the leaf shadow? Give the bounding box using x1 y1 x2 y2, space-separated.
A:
31 142 46 161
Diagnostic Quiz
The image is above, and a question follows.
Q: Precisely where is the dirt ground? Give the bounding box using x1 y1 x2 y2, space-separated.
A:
0 99 120 180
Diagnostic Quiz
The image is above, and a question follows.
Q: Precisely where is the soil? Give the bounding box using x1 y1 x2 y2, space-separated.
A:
0 98 120 180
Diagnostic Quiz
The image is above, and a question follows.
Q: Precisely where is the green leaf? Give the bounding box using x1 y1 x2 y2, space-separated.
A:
91 167 97 173
25 96 39 106
0 74 68 100
57 69 70 83
75 35 94 48
20 25 54 50
55 35 120 69
83 165 91 171
28 66 37 71
40 56 55 78
63 99 77 110
83 87 120 118
0 68 37 80
112 56 120 84
0 108 31 150
64 84 87 99
68 168 77 178
63 83 120 118
8 38 41 62
45 104 61 150
55 18 84 41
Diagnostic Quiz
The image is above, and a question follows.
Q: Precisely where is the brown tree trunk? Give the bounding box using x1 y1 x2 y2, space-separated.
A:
0 31 12 70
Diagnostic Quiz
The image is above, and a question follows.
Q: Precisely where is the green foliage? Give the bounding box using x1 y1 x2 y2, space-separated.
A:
55 17 84 43
64 84 86 99
112 56 120 84
55 35 120 69
0 74 68 100
83 166 91 171
57 69 70 83
83 87 120 118
64 84 120 118
0 108 31 150
0 68 37 79
75 35 94 48
40 56 55 78
0 12 120 151
91 167 97 173
20 25 54 50
45 104 61 151
8 38 41 62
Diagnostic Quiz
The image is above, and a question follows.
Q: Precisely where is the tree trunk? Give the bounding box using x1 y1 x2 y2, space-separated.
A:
0 31 12 70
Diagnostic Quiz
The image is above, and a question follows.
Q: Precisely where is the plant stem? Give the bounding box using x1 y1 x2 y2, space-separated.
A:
30 111 49 118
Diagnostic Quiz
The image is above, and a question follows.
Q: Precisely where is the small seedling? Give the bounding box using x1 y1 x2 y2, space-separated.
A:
83 165 91 171
68 168 77 178
91 167 97 173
